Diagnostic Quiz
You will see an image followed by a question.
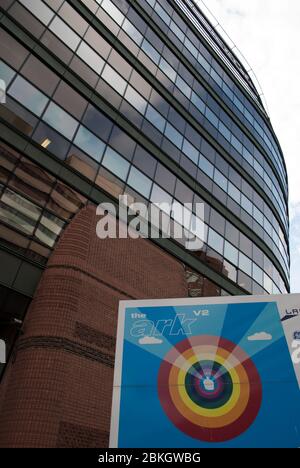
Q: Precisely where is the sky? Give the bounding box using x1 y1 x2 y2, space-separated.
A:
195 0 300 292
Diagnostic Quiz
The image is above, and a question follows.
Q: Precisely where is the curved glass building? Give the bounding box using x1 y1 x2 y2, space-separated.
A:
0 0 290 447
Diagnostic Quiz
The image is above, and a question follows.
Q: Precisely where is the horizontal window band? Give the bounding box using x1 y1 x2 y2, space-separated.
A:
0 120 289 293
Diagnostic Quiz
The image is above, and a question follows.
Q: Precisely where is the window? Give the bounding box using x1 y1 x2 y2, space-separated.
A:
102 146 129 181
150 184 172 214
241 194 253 216
182 139 199 164
155 163 176 194
9 76 49 116
218 121 231 141
53 82 87 120
77 42 105 74
239 252 252 277
124 86 147 115
127 167 152 198
231 135 243 154
145 105 165 132
253 263 263 284
159 58 176 82
191 91 205 114
133 146 157 178
175 75 191 99
0 188 41 235
198 155 214 178
82 105 113 142
208 228 224 255
224 240 238 266
35 212 65 247
165 123 183 149
43 102 78 140
141 39 160 65
74 125 105 162
205 107 219 128
123 19 143 45
253 206 263 226
49 16 80 51
0 61 15 87
214 169 227 192
21 55 59 96
101 0 125 25
101 64 127 95
19 0 54 25
228 182 241 203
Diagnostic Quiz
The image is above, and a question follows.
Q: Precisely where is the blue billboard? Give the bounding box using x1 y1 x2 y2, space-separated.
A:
110 295 300 448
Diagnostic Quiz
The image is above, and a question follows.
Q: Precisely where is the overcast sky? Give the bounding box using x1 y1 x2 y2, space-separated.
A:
196 0 300 292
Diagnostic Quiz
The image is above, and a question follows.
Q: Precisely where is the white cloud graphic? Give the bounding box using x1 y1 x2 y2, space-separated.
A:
247 332 272 341
138 336 163 345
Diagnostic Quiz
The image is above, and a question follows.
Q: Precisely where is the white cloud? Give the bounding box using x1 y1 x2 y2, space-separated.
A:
202 0 300 291
247 332 272 341
138 336 163 345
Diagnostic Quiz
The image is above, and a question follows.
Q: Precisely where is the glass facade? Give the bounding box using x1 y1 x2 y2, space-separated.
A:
0 0 290 308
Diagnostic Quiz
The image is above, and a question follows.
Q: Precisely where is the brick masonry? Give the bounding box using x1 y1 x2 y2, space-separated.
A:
0 205 188 447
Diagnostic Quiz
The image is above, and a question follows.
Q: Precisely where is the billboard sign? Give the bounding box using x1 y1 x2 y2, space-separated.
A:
110 294 300 448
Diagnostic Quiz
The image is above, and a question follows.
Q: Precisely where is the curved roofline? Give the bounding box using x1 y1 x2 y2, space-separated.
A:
177 0 289 189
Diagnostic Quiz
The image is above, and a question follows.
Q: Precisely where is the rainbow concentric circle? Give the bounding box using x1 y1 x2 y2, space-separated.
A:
158 335 262 442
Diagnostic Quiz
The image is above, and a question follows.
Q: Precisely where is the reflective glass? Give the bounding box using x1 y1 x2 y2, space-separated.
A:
127 166 152 198
43 102 79 140
49 16 80 51
224 240 238 266
145 105 166 132
165 123 183 149
19 0 54 25
73 125 105 162
8 76 48 116
208 229 224 255
101 64 127 95
102 146 130 180
77 42 105 74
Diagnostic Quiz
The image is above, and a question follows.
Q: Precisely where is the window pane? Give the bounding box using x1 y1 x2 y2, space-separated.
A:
124 86 147 114
101 0 125 25
74 125 105 162
198 155 214 178
123 19 143 45
208 228 224 254
159 58 176 82
101 64 127 95
8 76 48 116
77 41 105 74
43 102 78 140
239 252 252 276
102 146 129 180
49 16 80 50
141 39 160 65
182 139 199 164
214 168 227 191
165 123 183 149
0 188 41 234
145 105 165 132
0 60 15 87
127 166 152 197
253 263 263 284
224 240 238 266
19 0 54 25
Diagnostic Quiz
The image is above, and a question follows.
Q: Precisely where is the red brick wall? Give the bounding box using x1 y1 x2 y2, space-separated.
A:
0 205 188 447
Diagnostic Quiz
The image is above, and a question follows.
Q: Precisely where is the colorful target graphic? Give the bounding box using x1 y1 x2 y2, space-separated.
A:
158 335 262 442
